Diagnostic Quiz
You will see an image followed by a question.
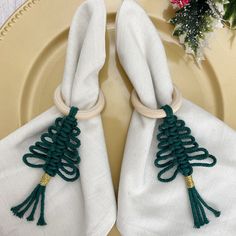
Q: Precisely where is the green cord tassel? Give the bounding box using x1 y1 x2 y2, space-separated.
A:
11 173 50 225
11 106 81 226
154 105 220 228
185 175 220 228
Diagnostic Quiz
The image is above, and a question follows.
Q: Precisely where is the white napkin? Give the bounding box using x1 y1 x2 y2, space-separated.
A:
0 0 116 235
116 0 236 235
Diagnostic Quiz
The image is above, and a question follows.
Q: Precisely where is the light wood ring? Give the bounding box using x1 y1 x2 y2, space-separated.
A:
131 86 182 119
54 86 105 120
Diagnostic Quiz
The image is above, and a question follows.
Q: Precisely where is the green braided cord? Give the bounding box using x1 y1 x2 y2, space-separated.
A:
154 105 216 181
23 106 81 181
154 105 220 228
11 106 81 226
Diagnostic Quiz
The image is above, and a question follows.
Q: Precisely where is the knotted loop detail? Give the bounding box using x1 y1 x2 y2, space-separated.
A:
54 85 105 120
12 106 81 225
154 104 220 228
155 105 216 182
23 106 81 181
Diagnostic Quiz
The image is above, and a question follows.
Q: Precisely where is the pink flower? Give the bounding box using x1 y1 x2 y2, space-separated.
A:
170 0 190 8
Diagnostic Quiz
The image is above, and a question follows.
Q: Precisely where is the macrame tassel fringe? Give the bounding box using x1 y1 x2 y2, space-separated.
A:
185 176 220 228
11 173 50 226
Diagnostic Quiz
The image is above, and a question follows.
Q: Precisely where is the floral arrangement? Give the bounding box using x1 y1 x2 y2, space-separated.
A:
169 0 236 61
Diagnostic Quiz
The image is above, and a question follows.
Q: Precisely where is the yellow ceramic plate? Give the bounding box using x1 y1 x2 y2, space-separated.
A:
0 0 236 235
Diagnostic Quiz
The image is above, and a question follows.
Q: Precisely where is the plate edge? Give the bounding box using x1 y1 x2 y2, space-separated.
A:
0 0 41 41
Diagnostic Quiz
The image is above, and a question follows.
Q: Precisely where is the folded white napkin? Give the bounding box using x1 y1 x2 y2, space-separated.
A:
0 0 116 235
116 0 236 235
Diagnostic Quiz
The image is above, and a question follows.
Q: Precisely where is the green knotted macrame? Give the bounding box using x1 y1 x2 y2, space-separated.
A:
11 106 81 226
154 105 220 228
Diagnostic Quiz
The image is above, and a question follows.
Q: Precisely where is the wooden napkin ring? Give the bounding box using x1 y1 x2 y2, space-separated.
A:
54 86 105 120
131 85 182 119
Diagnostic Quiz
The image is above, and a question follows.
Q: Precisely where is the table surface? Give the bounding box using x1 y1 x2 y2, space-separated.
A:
0 0 25 27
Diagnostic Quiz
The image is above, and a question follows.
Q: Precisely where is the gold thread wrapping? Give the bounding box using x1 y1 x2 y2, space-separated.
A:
40 173 51 186
185 175 195 188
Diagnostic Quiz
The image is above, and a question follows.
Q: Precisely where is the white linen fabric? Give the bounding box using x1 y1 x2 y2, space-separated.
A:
0 0 116 235
116 0 236 235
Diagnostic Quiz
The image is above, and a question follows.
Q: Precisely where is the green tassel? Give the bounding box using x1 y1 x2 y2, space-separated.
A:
185 175 220 228
11 175 48 226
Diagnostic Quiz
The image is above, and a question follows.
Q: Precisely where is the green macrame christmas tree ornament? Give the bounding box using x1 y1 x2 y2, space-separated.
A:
223 0 236 29
170 0 226 60
11 106 81 226
154 105 220 228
